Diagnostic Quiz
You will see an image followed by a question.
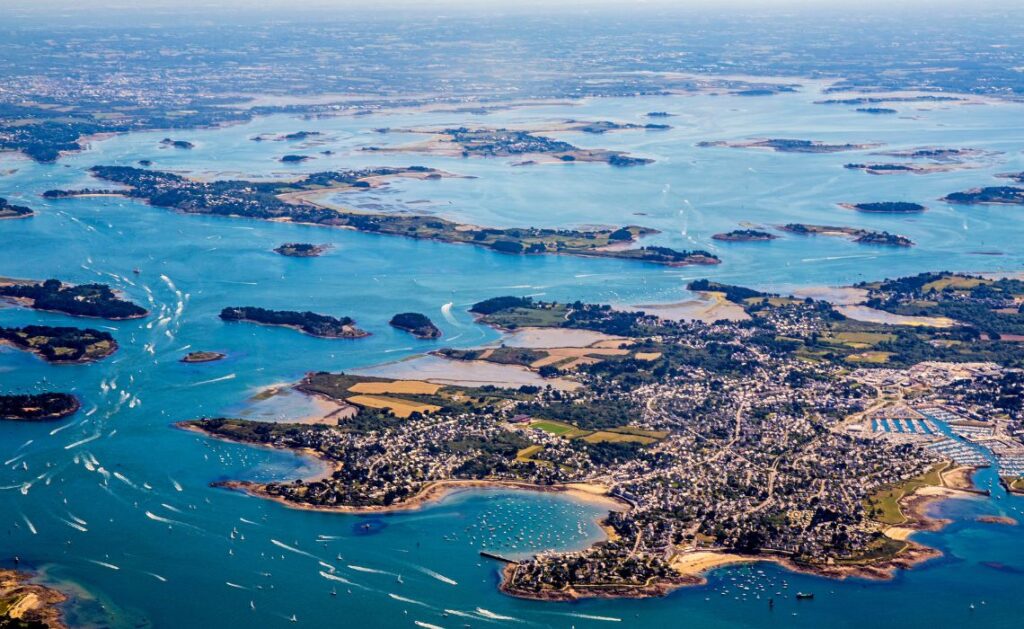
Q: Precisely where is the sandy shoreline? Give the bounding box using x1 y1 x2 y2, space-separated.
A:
218 477 629 515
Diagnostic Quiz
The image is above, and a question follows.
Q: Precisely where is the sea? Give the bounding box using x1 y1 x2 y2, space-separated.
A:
2 85 1024 627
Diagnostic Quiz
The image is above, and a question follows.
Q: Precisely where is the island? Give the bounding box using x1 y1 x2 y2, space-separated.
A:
0 279 148 320
875 147 992 161
0 568 67 628
389 312 442 339
0 198 33 219
711 229 778 242
856 107 898 114
219 306 369 339
279 154 311 163
564 120 671 134
364 126 654 166
780 224 914 247
698 138 881 153
0 393 79 421
253 131 323 142
645 112 674 118
840 201 926 214
997 171 1024 183
844 163 969 175
181 351 226 363
185 271 1024 601
273 243 329 257
0 325 117 363
942 186 1024 206
45 166 720 268
159 138 194 149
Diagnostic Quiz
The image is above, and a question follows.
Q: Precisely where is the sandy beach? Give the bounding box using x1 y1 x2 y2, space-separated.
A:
633 291 750 323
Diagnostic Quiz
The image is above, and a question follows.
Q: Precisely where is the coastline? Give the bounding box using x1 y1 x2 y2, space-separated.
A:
500 466 981 602
0 568 68 629
214 476 629 515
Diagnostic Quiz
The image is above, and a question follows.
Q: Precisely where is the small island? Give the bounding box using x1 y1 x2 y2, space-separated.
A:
645 112 674 118
699 138 881 153
840 201 926 214
181 351 226 363
565 120 671 134
780 224 914 247
220 306 369 339
844 163 968 175
0 392 79 421
856 107 898 115
159 138 194 149
252 131 323 142
997 171 1024 183
711 229 778 242
942 186 1024 206
273 242 329 257
389 312 442 339
0 325 118 363
0 279 148 320
0 197 33 219
279 154 311 163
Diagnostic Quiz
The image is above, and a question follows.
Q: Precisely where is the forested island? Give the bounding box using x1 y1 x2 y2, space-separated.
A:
942 186 1024 205
279 154 311 163
780 224 914 247
856 107 898 114
273 243 329 257
45 166 719 267
220 306 369 338
711 229 778 242
0 325 117 363
841 201 926 213
0 279 148 320
699 138 880 153
0 393 79 421
0 197 34 219
389 312 442 339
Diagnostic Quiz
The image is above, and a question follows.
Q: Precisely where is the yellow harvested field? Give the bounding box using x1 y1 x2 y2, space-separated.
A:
582 431 658 445
529 347 629 369
634 352 662 361
347 380 442 395
345 395 441 418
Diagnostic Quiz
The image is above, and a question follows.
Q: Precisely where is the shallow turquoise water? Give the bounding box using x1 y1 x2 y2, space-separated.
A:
2 87 1024 627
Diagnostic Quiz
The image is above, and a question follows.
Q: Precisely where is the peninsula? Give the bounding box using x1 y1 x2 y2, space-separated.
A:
0 325 118 363
0 393 79 421
0 197 34 219
187 271 1024 601
219 306 369 339
45 166 719 267
0 279 148 320
389 312 442 339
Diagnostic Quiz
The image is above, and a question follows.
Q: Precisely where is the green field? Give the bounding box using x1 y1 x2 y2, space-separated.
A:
865 462 948 525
